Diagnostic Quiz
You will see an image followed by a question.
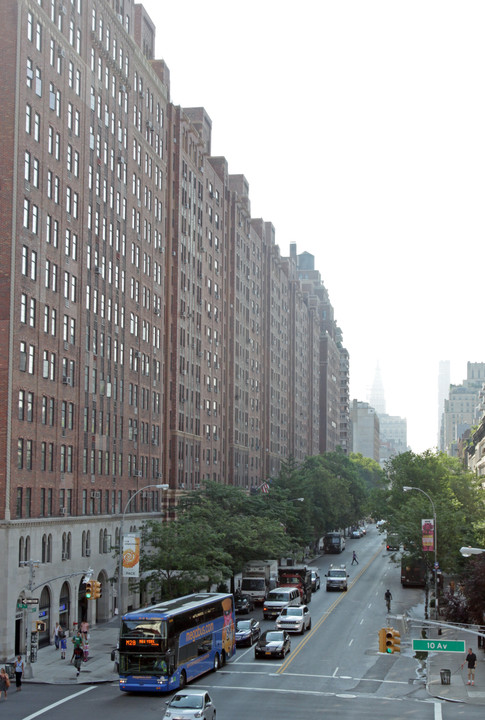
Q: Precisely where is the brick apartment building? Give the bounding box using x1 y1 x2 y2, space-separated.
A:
0 0 345 661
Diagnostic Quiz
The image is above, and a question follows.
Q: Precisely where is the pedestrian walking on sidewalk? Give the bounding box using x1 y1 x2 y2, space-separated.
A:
70 631 84 664
73 645 84 677
461 647 477 685
80 620 89 643
0 668 10 699
351 550 358 565
59 626 67 659
15 656 24 690
53 621 61 650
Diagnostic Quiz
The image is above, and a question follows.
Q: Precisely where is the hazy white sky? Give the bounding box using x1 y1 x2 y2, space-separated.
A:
142 0 485 453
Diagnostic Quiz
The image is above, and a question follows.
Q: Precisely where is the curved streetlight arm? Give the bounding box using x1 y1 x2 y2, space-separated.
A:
117 484 169 617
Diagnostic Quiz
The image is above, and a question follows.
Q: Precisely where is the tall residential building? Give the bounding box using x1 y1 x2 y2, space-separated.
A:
289 244 350 454
0 0 339 662
437 360 450 451
378 414 408 466
350 400 380 462
442 362 485 455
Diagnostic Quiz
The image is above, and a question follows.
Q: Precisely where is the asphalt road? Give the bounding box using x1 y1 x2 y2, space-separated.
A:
6 526 484 720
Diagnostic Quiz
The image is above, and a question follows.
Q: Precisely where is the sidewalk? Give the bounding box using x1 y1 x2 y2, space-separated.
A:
23 617 120 685
426 626 485 705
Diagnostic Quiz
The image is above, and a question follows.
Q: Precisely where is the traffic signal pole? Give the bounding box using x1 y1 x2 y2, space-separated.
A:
19 560 93 679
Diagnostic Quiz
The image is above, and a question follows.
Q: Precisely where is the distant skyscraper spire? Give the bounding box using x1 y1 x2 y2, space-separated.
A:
369 362 386 415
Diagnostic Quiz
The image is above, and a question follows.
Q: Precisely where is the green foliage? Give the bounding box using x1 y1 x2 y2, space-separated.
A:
373 450 485 574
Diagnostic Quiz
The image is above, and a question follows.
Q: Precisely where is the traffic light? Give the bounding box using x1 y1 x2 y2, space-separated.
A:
93 581 102 599
85 581 93 599
378 628 387 653
385 627 401 653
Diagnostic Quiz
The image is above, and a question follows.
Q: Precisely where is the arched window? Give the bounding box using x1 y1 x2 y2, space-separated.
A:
99 529 104 554
47 533 52 563
25 535 30 562
19 536 24 566
42 534 47 563
82 530 86 556
62 532 67 560
67 532 72 558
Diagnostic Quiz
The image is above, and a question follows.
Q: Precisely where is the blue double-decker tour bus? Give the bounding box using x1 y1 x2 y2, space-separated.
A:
118 592 236 692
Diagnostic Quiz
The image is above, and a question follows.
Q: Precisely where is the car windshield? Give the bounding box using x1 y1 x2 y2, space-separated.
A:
169 694 204 709
284 608 302 616
237 621 251 630
330 571 346 578
265 632 284 642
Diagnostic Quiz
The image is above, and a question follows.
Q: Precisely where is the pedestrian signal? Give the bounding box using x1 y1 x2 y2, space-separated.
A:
93 581 102 599
385 627 401 653
85 581 93 599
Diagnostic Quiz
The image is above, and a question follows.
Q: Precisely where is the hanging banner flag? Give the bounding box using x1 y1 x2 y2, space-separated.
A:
123 534 140 577
422 518 434 553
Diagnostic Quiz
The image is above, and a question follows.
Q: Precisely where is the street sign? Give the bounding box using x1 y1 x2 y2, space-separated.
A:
25 598 39 604
412 639 465 653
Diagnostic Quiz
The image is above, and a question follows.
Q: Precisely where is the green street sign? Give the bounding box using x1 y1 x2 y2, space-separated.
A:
412 639 465 653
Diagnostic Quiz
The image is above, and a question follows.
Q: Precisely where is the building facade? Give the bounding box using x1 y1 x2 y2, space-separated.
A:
0 0 342 662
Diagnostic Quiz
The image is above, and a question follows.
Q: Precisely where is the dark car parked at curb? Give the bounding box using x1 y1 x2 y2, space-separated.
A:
235 618 261 647
254 630 291 659
235 593 254 614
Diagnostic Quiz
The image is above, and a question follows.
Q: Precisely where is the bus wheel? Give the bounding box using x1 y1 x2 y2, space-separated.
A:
213 653 220 671
179 670 187 688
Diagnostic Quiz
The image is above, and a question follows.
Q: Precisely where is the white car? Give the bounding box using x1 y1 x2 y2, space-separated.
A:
275 605 311 634
163 689 216 720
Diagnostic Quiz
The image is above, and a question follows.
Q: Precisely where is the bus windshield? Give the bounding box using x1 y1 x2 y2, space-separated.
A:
120 654 169 676
121 619 167 639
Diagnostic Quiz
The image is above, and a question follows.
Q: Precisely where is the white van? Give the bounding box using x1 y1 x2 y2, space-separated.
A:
263 588 301 620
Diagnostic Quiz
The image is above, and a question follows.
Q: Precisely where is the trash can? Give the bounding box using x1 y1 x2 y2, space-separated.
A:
440 669 451 685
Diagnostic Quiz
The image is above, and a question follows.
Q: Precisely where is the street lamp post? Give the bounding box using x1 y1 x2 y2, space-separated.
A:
117 484 169 618
403 485 438 620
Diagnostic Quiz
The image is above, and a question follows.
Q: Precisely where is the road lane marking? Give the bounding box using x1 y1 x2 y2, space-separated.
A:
221 667 410 685
349 638 354 647
333 667 339 677
21 686 95 720
277 544 384 674
434 701 442 720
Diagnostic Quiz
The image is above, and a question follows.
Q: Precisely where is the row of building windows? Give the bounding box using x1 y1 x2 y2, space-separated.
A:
16 485 159 520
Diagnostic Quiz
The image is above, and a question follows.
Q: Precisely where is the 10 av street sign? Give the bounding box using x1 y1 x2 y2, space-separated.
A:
412 639 465 653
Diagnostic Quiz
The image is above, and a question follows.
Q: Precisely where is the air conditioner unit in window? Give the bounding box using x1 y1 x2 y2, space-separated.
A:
156 472 162 479
60 507 66 516
58 47 66 58
154 308 160 316
90 491 100 499
134 350 141 358
94 266 101 274
62 376 71 385
136 471 143 478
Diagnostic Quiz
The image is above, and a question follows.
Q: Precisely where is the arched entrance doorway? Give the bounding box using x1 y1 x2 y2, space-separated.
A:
59 581 71 632
38 586 51 648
